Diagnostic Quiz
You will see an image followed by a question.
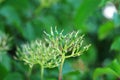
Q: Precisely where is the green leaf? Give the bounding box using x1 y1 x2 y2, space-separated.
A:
0 53 11 71
93 59 120 80
0 5 21 26
98 21 114 40
4 72 23 80
0 64 8 80
0 5 25 38
93 67 119 80
75 0 100 28
111 37 120 51
109 59 120 76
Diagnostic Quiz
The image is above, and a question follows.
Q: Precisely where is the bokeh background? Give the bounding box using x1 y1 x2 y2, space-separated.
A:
0 0 120 80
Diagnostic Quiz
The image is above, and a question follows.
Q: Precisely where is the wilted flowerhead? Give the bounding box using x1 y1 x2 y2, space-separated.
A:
17 40 62 68
44 27 91 58
0 31 11 52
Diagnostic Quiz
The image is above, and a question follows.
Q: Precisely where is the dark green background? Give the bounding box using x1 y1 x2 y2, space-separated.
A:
0 0 120 80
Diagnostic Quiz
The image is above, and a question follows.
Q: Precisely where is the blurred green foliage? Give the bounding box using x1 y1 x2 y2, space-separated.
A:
0 0 120 80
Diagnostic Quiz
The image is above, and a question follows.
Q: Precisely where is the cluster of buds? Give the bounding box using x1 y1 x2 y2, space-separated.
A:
0 31 11 52
44 27 91 59
17 40 62 68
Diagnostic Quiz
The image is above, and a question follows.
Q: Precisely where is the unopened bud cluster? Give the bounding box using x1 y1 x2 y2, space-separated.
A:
0 31 11 52
17 27 90 71
17 40 62 68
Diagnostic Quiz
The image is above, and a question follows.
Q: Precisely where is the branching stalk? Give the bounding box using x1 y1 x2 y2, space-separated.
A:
40 66 44 80
17 27 90 80
28 66 33 80
59 55 65 80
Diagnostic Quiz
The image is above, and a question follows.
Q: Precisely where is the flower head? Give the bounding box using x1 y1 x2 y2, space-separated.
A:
44 27 91 58
17 40 62 68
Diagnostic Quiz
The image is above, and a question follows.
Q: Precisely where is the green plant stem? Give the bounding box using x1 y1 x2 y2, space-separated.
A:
28 67 32 80
40 66 44 80
65 54 73 59
27 65 33 80
59 55 65 80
